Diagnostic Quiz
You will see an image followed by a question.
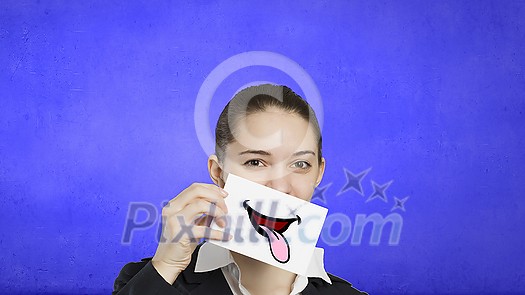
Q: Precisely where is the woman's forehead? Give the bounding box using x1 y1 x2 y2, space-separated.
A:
227 111 318 157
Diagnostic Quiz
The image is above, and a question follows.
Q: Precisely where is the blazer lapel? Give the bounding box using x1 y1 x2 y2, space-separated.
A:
301 278 324 295
181 267 233 295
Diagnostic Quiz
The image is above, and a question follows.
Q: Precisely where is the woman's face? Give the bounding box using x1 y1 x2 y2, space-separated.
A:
209 108 325 202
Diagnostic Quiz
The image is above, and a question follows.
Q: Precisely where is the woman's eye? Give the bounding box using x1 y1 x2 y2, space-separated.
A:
244 159 264 167
292 161 311 170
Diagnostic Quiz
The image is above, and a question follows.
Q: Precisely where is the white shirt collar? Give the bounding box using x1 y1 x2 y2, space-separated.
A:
195 242 332 284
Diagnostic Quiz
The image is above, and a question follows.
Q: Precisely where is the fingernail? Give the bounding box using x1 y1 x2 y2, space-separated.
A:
220 189 228 196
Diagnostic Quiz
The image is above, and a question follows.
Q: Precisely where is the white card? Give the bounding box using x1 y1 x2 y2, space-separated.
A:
209 174 328 276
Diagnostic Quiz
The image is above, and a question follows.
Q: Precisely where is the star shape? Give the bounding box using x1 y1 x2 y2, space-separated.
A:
311 183 332 205
337 167 372 196
391 196 409 212
366 180 393 203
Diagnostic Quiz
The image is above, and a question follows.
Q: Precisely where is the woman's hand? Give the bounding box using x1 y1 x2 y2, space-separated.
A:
151 183 230 284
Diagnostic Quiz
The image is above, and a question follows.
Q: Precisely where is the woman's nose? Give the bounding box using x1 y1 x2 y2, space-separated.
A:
266 175 292 195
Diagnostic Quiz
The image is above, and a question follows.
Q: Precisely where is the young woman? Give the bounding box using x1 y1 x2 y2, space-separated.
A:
113 84 367 295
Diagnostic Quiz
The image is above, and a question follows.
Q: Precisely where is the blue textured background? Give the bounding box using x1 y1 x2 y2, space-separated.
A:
1 1 524 294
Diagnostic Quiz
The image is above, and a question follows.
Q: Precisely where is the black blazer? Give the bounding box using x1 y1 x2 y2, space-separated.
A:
113 245 368 295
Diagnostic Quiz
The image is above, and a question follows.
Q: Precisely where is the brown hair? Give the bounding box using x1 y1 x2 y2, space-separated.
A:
215 84 322 163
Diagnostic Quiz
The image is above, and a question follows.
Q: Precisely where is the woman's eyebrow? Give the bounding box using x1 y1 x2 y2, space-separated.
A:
292 150 316 157
238 150 316 157
238 150 271 156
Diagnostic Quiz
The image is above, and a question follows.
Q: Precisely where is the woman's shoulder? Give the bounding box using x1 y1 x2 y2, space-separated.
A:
306 273 368 295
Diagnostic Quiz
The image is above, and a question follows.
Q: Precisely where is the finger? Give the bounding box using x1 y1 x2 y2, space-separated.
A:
184 183 228 213
195 215 213 227
166 183 228 214
192 225 232 242
180 199 227 225
161 216 231 243
195 214 227 228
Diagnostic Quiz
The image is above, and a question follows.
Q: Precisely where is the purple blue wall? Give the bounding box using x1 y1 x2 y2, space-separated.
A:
1 1 524 294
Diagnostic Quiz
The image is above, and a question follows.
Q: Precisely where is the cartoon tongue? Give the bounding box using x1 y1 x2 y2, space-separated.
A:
260 225 290 263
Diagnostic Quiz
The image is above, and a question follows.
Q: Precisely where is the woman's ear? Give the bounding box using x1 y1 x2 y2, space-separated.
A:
208 154 225 188
315 157 326 187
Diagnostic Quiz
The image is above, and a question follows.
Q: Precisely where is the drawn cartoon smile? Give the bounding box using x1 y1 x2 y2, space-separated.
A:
243 200 301 263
